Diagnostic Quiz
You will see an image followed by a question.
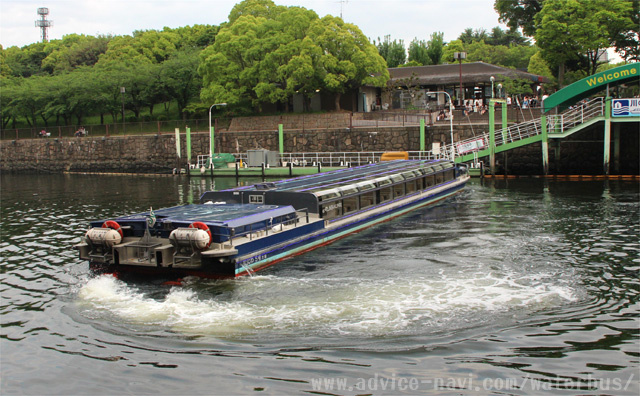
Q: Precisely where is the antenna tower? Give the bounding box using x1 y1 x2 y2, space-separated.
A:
338 0 348 19
35 7 53 42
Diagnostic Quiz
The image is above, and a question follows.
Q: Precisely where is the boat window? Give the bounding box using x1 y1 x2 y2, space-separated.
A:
390 174 405 183
445 169 455 181
343 196 359 214
320 201 343 219
406 180 417 194
355 181 376 191
401 171 417 180
359 191 376 209
316 189 341 202
375 177 392 187
435 171 444 184
338 186 359 196
416 177 424 190
424 175 436 188
378 186 392 202
393 183 404 198
441 162 454 170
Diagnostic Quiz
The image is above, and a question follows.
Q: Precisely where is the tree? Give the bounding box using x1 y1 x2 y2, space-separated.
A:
612 0 639 62
528 51 557 90
160 49 202 119
228 0 284 24
494 0 544 37
374 35 406 68
534 0 635 85
305 16 389 111
487 27 530 46
458 28 488 44
426 32 445 65
408 39 429 66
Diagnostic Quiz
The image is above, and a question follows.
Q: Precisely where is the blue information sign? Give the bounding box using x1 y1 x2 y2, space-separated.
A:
612 98 640 117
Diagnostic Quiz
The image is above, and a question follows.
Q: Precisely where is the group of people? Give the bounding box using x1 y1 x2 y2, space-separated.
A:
462 99 488 116
75 127 87 137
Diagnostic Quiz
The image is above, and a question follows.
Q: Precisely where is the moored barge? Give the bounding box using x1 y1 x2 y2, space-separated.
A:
74 159 469 278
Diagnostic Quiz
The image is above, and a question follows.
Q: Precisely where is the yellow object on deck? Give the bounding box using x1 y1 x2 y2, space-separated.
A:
380 151 409 161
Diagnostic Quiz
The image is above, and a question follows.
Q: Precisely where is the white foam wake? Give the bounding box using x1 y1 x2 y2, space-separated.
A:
76 271 578 337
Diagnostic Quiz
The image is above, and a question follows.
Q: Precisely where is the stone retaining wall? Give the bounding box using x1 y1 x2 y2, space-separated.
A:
2 123 636 175
1 125 485 173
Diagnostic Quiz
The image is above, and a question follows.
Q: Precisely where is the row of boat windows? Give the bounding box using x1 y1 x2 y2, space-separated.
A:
319 169 456 219
313 163 454 202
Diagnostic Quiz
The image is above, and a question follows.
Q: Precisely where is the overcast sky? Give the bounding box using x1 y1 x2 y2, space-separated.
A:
0 0 508 49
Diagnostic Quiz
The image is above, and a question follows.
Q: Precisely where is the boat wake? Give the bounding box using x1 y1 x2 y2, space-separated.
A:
76 268 579 338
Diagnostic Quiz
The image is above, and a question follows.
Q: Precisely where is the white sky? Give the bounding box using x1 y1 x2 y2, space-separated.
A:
0 0 508 49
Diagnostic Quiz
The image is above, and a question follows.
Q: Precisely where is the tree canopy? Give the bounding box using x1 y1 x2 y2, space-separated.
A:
534 0 635 84
200 1 388 112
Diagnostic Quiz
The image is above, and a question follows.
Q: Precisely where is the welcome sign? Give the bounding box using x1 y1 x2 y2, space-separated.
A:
612 98 640 117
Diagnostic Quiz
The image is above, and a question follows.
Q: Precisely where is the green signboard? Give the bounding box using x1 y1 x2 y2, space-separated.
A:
544 63 640 112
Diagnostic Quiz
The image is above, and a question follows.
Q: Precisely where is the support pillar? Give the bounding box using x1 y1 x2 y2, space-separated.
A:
175 128 181 159
489 100 496 175
419 119 426 152
186 127 192 165
603 96 612 175
541 113 549 175
209 126 215 161
613 123 621 174
278 124 284 154
501 100 508 138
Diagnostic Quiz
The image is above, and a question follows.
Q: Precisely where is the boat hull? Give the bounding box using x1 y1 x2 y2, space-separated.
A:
90 176 466 279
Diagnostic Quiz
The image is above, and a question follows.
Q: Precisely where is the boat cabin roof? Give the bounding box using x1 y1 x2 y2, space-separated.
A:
200 159 456 214
223 159 452 198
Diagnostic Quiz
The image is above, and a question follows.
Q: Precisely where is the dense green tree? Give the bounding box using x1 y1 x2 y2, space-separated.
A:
458 28 488 44
408 39 429 66
612 0 639 62
426 32 445 65
494 0 544 37
486 27 530 46
534 0 635 85
41 34 111 74
305 16 388 111
374 35 406 68
228 0 284 24
161 49 203 119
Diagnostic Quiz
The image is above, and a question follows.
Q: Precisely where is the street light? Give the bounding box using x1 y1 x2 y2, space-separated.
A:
490 76 495 98
208 103 227 165
453 52 466 107
428 91 455 160
498 83 503 98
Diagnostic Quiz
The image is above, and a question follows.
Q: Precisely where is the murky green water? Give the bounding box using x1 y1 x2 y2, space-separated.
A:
1 174 638 395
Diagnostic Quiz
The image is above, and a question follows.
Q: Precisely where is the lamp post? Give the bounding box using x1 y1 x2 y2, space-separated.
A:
498 83 502 98
428 91 455 160
490 76 495 98
208 103 227 164
453 52 466 107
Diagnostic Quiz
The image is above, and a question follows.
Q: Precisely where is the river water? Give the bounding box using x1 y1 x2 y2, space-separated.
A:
1 173 638 395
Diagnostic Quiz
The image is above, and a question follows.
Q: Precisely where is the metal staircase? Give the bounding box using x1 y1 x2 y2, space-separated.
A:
451 97 605 163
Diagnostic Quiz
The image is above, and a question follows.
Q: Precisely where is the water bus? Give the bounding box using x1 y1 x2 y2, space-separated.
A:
74 159 469 278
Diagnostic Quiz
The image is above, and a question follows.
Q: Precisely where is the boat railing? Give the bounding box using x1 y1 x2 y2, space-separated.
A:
209 208 310 246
